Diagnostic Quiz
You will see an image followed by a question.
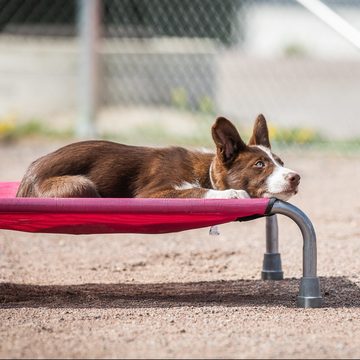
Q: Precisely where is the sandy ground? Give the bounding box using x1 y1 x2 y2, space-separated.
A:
1 140 360 359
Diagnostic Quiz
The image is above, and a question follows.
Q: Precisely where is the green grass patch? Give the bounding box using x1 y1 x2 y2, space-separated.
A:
1 114 360 155
0 118 74 143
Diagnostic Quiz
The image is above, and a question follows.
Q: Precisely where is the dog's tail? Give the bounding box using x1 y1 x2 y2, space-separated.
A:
16 174 37 197
16 158 42 197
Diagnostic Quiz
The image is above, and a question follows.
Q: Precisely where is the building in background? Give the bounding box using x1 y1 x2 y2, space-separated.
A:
0 0 359 139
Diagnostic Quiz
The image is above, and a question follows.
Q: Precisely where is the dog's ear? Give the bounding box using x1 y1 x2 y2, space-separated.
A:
212 117 247 164
248 114 271 148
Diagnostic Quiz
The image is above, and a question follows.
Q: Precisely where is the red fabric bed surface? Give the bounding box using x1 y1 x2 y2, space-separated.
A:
0 182 270 235
0 182 19 198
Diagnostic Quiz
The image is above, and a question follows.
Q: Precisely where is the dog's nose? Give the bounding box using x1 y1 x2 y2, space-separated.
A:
286 172 300 185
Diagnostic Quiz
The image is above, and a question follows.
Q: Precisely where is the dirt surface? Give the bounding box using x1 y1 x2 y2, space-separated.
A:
1 141 360 359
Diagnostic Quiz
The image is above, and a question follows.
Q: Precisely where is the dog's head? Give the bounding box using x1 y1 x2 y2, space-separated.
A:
211 115 300 201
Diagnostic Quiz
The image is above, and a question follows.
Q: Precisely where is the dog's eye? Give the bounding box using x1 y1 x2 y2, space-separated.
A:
255 161 265 168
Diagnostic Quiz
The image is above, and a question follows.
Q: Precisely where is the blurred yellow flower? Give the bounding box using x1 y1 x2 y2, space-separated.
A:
296 128 317 144
0 113 16 136
268 124 278 139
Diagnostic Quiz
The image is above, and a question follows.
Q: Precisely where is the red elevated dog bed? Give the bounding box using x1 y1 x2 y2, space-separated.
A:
0 182 271 235
0 181 322 308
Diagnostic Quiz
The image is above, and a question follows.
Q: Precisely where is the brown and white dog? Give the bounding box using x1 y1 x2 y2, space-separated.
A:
16 115 300 200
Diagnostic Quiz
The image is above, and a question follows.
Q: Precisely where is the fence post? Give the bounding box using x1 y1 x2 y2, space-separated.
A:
77 0 101 138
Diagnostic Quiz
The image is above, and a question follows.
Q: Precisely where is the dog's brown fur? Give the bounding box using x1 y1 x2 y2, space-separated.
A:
16 115 299 199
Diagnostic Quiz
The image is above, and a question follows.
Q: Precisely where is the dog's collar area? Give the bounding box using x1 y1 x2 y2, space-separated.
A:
209 161 217 190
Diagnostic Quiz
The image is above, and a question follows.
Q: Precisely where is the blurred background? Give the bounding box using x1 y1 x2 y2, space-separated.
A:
0 0 359 150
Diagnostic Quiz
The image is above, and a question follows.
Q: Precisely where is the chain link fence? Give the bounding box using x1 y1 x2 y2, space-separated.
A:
0 0 359 148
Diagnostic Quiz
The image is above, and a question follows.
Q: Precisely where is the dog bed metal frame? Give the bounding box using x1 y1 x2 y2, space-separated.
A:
0 182 323 308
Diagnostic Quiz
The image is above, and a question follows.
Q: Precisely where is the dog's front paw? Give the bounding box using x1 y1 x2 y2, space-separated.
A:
205 189 250 199
225 189 250 199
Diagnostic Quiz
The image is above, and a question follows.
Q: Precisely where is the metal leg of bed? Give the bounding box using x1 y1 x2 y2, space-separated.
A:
269 200 323 308
261 214 284 280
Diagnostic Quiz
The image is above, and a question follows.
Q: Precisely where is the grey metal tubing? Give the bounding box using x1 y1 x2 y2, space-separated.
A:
269 200 323 308
261 215 284 280
269 200 316 278
266 215 279 253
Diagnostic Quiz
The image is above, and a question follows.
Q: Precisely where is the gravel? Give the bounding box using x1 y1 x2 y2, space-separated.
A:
1 141 360 358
